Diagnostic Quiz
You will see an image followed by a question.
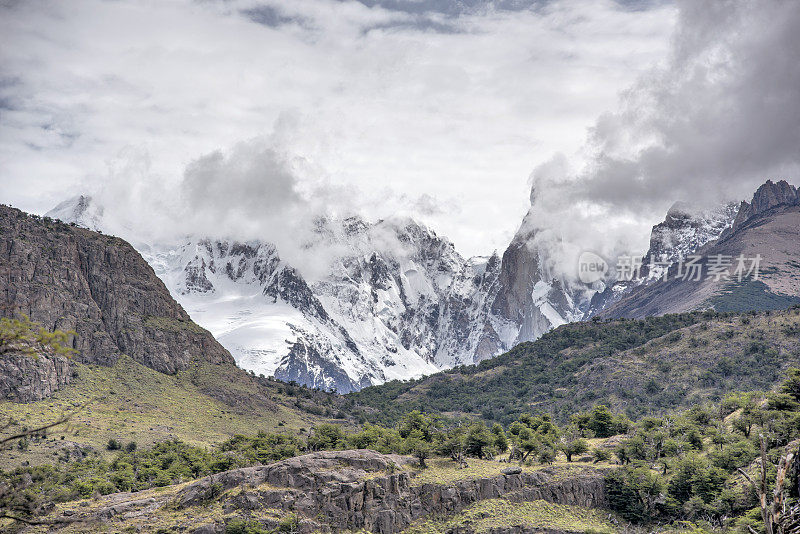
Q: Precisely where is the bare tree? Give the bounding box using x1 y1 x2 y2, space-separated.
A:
738 434 795 534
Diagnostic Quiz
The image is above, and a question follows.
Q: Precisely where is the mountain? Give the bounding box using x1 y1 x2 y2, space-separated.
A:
0 204 232 378
486 211 588 353
46 196 582 392
0 205 343 462
600 180 800 319
639 201 739 279
44 180 799 392
585 200 739 315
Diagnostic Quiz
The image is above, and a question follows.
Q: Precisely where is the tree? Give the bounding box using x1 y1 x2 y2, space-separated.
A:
561 438 589 462
606 466 666 522
399 411 436 442
575 405 627 438
738 435 795 534
491 424 509 453
404 433 432 468
514 427 540 464
780 368 800 402
465 423 494 459
438 426 467 467
307 424 345 451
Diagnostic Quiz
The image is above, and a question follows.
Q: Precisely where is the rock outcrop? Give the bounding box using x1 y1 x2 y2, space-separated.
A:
727 179 800 235
639 201 738 279
55 450 608 534
0 205 234 400
0 349 72 402
175 450 606 533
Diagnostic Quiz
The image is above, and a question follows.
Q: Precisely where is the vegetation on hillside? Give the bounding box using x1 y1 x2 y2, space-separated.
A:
707 280 800 313
0 315 76 358
6 307 800 531
349 307 800 425
6 367 800 532
604 368 800 532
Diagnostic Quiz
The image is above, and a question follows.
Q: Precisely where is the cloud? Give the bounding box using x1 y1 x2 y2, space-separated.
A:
181 141 306 231
523 0 800 276
0 0 675 257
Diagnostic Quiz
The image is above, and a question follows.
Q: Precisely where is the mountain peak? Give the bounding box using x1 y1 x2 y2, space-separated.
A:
45 194 103 231
750 179 799 213
728 179 799 234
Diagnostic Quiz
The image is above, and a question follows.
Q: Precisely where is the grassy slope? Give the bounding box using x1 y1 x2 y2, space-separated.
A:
349 307 800 425
406 498 617 534
0 356 339 469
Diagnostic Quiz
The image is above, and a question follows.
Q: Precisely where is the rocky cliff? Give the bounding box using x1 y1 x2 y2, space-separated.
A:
46 450 609 534
639 201 738 279
0 348 72 402
0 205 234 401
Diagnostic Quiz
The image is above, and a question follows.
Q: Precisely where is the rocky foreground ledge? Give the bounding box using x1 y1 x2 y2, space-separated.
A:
45 450 611 534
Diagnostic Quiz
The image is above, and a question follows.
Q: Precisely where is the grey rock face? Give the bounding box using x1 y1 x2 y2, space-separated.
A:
0 205 234 401
640 201 739 278
171 450 607 534
0 349 72 402
726 179 799 236
600 180 800 319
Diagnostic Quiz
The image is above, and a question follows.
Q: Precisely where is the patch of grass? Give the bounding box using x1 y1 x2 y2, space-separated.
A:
408 457 603 487
0 355 324 469
406 498 617 533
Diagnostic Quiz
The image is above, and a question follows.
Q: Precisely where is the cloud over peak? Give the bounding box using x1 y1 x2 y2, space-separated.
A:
525 0 800 272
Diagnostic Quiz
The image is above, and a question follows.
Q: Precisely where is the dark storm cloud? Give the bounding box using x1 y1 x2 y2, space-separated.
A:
533 0 800 215
349 0 546 17
240 5 311 28
517 0 800 281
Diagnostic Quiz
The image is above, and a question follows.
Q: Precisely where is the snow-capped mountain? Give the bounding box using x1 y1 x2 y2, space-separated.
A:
47 195 105 231
585 201 739 316
639 201 739 280
48 196 554 391
45 187 756 390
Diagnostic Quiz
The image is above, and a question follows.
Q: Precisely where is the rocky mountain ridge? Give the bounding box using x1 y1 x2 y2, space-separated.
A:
44 179 799 391
600 180 800 319
585 200 740 315
0 205 234 401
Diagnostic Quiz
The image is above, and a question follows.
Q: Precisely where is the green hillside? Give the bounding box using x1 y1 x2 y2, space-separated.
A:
349 306 800 425
0 356 348 471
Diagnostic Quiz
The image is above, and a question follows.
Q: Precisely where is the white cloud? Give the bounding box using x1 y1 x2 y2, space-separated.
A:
0 0 675 256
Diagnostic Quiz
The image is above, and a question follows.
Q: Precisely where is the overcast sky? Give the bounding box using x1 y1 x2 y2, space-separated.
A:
3 0 797 263
0 0 678 256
